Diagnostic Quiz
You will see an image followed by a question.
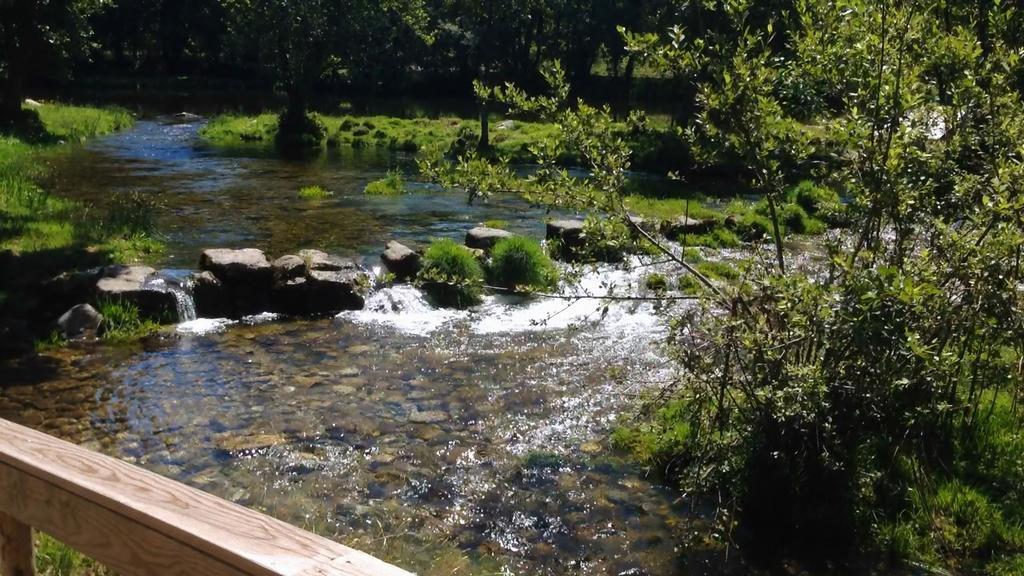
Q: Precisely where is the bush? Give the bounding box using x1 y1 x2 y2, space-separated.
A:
298 185 331 199
364 171 405 196
488 236 559 291
417 239 485 308
275 110 325 152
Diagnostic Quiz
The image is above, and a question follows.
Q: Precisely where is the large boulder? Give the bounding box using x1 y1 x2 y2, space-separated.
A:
199 248 272 317
306 270 367 314
40 267 105 319
94 265 176 320
465 227 512 251
57 304 102 339
187 271 231 318
380 241 421 281
660 215 716 238
271 251 368 316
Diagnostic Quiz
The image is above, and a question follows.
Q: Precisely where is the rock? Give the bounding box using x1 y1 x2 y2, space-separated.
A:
215 432 287 452
94 265 176 320
199 248 272 317
628 215 657 235
381 241 421 281
408 409 450 424
546 219 586 248
272 255 307 284
23 99 42 107
496 119 515 130
57 304 102 339
724 214 739 229
465 226 512 251
660 215 716 238
187 271 231 318
298 249 355 272
41 267 105 318
271 277 309 316
305 269 367 314
170 112 201 123
580 441 603 455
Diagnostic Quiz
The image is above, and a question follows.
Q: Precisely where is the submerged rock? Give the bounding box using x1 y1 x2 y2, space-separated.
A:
199 248 272 317
381 240 421 281
408 409 450 424
57 304 102 339
465 226 512 251
94 265 176 320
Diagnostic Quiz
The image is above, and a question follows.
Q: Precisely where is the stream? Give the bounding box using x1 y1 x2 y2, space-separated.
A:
0 116 713 575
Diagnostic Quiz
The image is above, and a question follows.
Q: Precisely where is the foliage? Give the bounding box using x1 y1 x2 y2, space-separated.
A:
417 239 485 308
96 298 163 341
298 185 331 199
643 273 668 292
35 532 113 576
363 171 405 196
487 236 559 291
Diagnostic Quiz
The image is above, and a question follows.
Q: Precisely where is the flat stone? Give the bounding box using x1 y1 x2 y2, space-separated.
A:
381 241 421 281
298 249 358 272
546 219 585 247
272 255 306 284
94 266 176 320
465 227 512 251
199 249 272 317
215 432 287 452
660 215 716 238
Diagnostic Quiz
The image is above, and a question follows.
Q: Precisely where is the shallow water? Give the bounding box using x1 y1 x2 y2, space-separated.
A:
2 117 714 574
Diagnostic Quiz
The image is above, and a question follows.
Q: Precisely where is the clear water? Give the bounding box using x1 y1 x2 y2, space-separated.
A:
0 117 736 574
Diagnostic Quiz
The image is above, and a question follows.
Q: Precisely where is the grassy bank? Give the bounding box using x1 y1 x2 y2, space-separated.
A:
0 103 162 352
199 111 686 171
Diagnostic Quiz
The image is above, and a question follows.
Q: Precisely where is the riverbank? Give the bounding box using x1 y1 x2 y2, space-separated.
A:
199 111 688 172
0 102 164 355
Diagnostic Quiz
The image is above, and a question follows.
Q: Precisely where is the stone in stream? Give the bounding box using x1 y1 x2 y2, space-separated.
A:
199 248 272 317
546 219 586 248
187 271 231 318
465 226 512 251
659 215 716 238
271 251 368 316
57 303 103 339
380 240 421 281
94 265 176 320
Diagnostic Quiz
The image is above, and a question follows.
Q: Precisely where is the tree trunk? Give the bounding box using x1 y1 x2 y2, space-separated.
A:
479 103 490 150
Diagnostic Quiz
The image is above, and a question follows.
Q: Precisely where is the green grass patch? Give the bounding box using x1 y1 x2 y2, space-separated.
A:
482 219 508 230
96 298 163 341
34 103 133 142
35 532 113 576
364 171 405 196
487 236 559 291
417 239 485 308
644 273 669 292
623 194 723 222
298 184 331 199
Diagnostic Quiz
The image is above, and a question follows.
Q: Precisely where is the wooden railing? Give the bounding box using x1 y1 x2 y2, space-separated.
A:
0 419 412 576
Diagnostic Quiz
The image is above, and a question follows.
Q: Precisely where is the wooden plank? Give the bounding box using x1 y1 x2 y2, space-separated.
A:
0 419 412 576
0 511 33 576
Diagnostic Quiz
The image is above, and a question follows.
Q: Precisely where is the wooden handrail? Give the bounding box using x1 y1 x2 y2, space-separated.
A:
0 419 413 576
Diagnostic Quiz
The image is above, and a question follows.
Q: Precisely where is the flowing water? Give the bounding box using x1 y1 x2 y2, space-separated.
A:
0 116 733 574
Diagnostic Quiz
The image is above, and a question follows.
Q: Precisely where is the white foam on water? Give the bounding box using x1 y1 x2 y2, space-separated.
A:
177 317 234 335
342 284 466 336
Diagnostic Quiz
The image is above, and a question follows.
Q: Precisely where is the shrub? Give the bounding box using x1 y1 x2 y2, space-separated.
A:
298 185 331 199
274 110 325 152
417 239 485 307
483 219 508 230
339 118 355 131
364 171 405 196
488 236 559 291
677 273 703 294
681 227 741 248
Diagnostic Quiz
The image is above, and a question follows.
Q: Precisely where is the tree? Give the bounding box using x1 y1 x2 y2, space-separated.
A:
0 0 100 132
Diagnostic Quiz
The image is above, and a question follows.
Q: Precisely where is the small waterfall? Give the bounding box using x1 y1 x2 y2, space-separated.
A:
144 274 198 322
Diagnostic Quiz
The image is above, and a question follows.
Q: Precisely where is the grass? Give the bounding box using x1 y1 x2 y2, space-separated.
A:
96 298 163 341
298 184 331 199
34 104 133 143
35 532 113 576
487 236 559 291
417 238 485 308
363 171 405 196
482 219 508 230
